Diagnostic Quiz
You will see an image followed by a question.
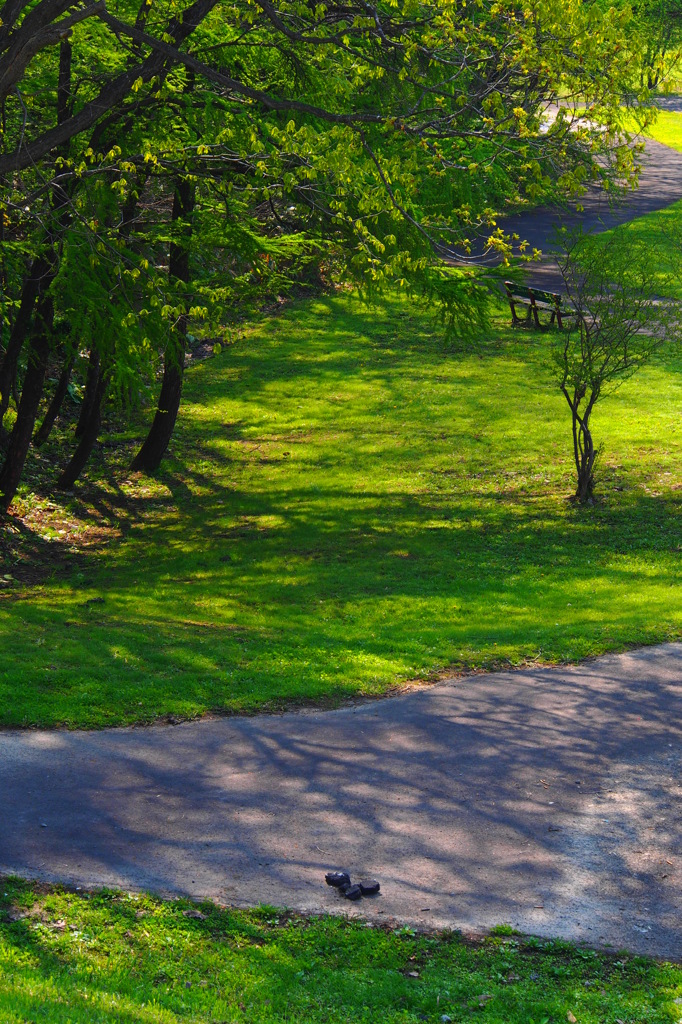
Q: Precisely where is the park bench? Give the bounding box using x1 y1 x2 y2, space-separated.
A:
505 281 576 329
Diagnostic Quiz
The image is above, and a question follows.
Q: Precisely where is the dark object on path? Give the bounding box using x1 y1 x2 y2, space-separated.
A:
5 643 681 960
325 871 350 888
505 282 575 330
343 884 363 901
359 879 380 895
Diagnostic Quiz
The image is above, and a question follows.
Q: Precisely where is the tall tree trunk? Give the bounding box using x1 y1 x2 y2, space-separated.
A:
0 37 73 499
75 348 101 438
33 351 75 446
59 174 145 480
57 38 72 128
0 296 53 510
0 253 52 424
131 176 195 473
56 368 109 488
0 42 71 429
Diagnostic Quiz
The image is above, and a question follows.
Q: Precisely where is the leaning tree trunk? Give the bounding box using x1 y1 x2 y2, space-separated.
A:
75 348 101 438
1 41 72 431
0 253 52 425
130 177 195 474
0 296 53 510
33 351 75 446
56 368 109 488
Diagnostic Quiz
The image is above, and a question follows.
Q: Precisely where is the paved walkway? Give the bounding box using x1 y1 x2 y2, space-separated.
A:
465 136 682 291
1 644 681 959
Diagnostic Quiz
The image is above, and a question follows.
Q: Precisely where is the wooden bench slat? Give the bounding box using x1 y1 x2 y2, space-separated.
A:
504 281 576 330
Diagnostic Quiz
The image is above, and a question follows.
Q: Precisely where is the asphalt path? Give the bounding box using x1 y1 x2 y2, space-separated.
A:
2 644 681 959
472 136 682 291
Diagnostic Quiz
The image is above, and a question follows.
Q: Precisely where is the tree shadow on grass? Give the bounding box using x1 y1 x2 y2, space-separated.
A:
0 472 679 726
0 288 679 726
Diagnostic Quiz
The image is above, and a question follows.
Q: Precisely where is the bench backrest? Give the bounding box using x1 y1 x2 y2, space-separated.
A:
505 281 562 306
529 288 562 307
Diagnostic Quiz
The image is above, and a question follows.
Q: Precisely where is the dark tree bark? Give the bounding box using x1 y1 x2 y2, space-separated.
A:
0 295 53 510
0 253 52 424
563 385 598 504
56 368 109 488
131 176 195 473
0 41 72 430
57 37 73 127
33 350 75 446
0 0 219 175
75 348 101 438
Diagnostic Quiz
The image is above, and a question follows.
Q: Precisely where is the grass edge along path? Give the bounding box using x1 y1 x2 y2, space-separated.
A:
1 878 680 1023
1 290 682 729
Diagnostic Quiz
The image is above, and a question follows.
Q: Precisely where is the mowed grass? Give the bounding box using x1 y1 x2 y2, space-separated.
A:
606 197 682 299
1 292 682 727
645 109 682 152
1 879 680 1023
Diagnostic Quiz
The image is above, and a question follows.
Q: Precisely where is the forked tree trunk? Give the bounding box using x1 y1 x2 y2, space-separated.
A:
566 387 598 504
56 368 109 488
33 351 75 446
573 414 596 502
0 296 53 510
130 177 195 474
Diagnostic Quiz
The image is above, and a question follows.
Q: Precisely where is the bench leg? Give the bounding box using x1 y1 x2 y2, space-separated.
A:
508 299 530 327
531 300 540 329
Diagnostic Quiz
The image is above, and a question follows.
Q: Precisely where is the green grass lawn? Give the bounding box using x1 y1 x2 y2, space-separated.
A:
1 879 680 1022
645 109 682 152
1 292 681 728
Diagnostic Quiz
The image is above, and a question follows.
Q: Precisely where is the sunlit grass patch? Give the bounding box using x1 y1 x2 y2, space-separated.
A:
645 109 682 152
1 291 681 727
0 879 680 1023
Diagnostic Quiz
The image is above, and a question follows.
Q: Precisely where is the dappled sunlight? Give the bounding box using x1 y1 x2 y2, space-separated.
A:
1 646 680 955
1 293 681 725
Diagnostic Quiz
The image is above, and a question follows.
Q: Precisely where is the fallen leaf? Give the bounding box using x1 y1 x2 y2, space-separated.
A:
407 971 420 978
567 1012 577 1023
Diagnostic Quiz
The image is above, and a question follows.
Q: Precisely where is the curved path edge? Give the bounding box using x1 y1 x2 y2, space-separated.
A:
2 643 681 958
455 137 682 292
